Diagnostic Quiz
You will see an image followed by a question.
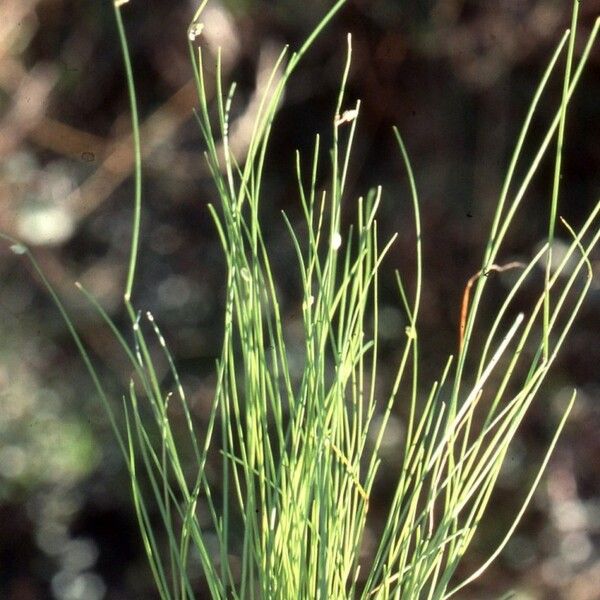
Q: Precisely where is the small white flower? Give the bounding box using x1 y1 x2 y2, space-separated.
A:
331 232 342 251
114 0 130 7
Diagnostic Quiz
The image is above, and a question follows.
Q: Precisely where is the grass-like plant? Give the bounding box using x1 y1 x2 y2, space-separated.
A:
4 0 600 598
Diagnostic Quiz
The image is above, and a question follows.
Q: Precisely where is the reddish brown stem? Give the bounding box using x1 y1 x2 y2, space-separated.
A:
459 261 525 353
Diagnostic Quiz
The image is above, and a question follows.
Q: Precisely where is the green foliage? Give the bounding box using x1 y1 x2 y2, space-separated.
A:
3 0 599 598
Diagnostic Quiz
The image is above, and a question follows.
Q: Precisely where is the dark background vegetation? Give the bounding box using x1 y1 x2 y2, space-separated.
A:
1 1 599 598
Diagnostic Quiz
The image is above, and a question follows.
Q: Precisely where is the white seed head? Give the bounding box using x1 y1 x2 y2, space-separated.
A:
331 232 342 251
302 295 314 311
335 108 359 126
10 244 27 255
188 22 204 42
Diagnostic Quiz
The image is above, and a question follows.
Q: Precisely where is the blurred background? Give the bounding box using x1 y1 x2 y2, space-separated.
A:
1 0 599 598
